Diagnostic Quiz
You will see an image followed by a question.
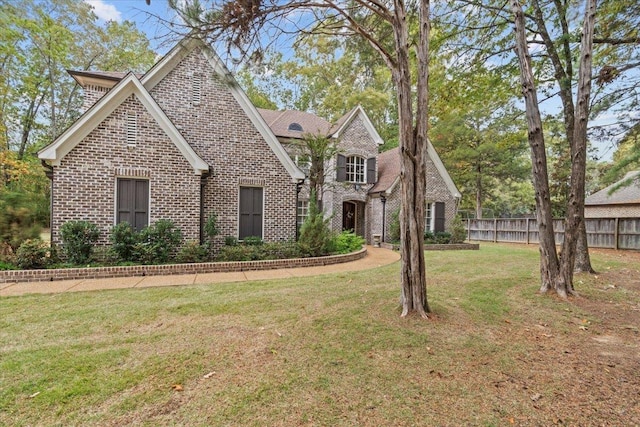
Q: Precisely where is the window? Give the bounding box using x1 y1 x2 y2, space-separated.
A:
117 178 149 232
297 200 309 228
288 122 303 132
239 187 263 239
425 202 435 232
346 156 365 183
426 201 446 233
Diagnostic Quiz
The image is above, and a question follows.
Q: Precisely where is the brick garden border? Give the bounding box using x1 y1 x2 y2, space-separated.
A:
0 247 367 284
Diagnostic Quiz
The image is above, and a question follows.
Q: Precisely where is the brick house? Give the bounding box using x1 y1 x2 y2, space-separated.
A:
39 36 305 247
585 171 640 218
39 35 460 248
258 107 461 244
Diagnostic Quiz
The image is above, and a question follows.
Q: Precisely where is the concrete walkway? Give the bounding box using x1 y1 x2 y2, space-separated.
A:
0 246 400 297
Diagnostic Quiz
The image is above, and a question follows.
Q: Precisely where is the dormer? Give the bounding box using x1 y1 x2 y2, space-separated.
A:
68 70 143 113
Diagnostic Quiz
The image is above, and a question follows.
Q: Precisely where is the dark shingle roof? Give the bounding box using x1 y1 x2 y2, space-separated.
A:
585 171 640 205
369 147 400 194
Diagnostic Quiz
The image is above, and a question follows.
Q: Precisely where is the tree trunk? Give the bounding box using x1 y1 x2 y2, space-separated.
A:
475 165 482 219
394 0 429 317
575 222 595 273
559 0 597 288
511 0 560 293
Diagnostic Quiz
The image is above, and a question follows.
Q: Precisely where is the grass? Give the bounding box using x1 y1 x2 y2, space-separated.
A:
1 243 639 426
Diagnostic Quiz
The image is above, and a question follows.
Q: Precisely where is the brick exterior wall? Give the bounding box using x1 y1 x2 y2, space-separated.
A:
149 47 297 246
585 205 640 218
50 45 297 249
51 95 201 246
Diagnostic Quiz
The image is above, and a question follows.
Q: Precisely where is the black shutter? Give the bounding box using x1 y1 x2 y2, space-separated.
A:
239 187 263 239
336 154 346 182
117 178 148 232
434 202 445 233
366 157 376 183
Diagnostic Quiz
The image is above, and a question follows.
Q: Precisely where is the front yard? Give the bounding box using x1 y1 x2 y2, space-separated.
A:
1 244 639 426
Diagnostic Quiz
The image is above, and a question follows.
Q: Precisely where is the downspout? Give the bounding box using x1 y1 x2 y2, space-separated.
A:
295 179 304 241
380 193 387 243
199 170 211 245
41 160 54 243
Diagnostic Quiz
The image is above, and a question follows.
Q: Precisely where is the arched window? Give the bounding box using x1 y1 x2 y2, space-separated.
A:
288 122 303 132
346 156 365 183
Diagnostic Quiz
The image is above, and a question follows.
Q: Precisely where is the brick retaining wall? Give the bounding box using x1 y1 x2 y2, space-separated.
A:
0 248 367 284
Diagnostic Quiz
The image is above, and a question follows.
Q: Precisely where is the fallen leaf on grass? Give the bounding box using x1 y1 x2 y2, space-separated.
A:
28 392 40 398
172 384 183 391
530 393 542 402
203 371 215 379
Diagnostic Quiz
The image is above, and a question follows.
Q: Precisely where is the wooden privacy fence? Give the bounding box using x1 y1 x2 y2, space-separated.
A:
465 217 640 250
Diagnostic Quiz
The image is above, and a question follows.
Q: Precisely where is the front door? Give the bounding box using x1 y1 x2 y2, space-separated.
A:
342 201 356 232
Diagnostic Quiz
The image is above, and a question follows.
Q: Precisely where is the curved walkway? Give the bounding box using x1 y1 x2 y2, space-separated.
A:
0 246 400 297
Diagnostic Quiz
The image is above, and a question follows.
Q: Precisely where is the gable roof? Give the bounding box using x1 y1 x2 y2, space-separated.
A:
38 72 209 175
140 36 304 181
369 144 461 200
330 106 384 145
42 35 305 181
585 171 640 205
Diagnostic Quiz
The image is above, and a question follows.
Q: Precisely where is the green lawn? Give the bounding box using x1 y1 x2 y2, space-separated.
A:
1 244 638 426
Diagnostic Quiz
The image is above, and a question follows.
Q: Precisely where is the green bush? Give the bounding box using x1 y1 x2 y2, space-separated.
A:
224 236 238 246
0 260 17 270
434 232 452 244
60 221 100 265
298 192 333 257
388 208 400 243
217 244 260 262
261 241 301 259
242 236 263 246
0 190 42 250
16 239 49 269
176 240 208 263
332 231 365 254
450 215 467 244
109 222 138 262
424 230 435 243
136 219 182 264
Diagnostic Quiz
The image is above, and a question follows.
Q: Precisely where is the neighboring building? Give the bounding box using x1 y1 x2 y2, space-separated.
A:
259 107 461 243
585 171 640 218
39 36 304 247
39 35 460 248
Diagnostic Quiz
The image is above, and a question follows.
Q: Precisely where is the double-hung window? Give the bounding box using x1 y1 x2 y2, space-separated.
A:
346 156 365 183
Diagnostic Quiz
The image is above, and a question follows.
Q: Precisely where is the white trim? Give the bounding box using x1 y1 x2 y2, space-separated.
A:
38 73 209 175
332 105 384 145
427 139 461 200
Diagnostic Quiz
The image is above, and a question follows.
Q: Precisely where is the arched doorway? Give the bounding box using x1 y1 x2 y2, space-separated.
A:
342 201 365 237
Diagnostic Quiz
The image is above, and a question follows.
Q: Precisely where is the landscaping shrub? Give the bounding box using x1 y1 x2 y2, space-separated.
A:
0 260 17 270
424 230 435 243
0 190 42 250
216 244 260 262
203 213 220 258
176 240 208 263
388 208 400 242
224 236 238 246
450 215 467 244
136 219 182 264
243 236 263 246
298 192 333 257
15 239 49 269
262 241 301 259
434 231 452 244
109 222 138 262
60 220 100 265
332 231 365 254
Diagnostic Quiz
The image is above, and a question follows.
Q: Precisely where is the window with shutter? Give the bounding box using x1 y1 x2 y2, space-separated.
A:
116 178 149 232
239 187 263 239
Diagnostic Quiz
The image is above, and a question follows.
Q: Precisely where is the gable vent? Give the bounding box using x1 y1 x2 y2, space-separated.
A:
126 114 136 148
288 122 303 132
192 73 202 105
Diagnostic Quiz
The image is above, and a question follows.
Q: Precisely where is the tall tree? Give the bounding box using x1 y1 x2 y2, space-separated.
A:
511 0 597 296
171 0 434 317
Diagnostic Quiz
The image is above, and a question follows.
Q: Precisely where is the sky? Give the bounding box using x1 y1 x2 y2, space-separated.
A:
83 0 628 162
84 0 180 54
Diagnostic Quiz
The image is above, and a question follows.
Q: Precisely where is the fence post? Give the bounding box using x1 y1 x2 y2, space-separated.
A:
614 217 619 250
526 218 530 244
493 218 498 243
